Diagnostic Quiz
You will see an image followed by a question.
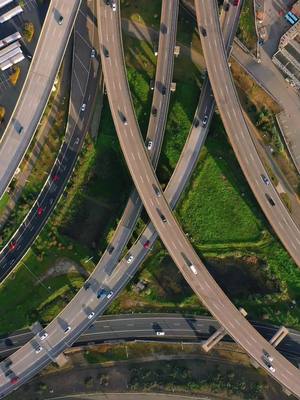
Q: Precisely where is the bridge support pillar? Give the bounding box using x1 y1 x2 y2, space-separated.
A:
269 326 289 347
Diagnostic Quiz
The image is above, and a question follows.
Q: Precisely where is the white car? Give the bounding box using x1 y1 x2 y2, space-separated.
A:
74 137 80 145
189 264 198 275
88 312 95 320
147 140 153 150
112 2 116 11
127 255 134 264
91 48 96 58
107 290 113 299
266 363 275 373
202 115 208 126
81 103 86 112
156 331 165 336
35 345 43 354
39 332 48 341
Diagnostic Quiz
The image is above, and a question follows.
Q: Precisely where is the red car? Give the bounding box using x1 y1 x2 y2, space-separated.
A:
233 0 239 5
143 240 150 249
10 376 19 384
9 241 16 251
37 207 43 216
52 174 59 182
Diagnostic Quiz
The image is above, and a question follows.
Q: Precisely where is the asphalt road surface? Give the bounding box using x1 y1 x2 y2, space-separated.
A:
195 0 300 396
0 0 100 283
99 0 300 397
196 0 300 270
0 2 240 396
0 1 82 200
1 314 300 365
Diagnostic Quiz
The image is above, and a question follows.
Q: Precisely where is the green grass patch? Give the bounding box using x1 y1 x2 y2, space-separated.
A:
0 192 9 216
84 346 127 363
237 0 257 51
121 0 161 29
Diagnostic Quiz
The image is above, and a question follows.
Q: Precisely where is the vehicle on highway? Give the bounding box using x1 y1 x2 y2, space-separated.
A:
263 350 273 363
91 48 96 58
265 193 275 206
147 140 153 150
202 115 208 126
223 2 229 11
161 86 166 95
51 174 59 182
143 240 150 249
121 114 128 125
232 0 239 5
74 137 80 145
112 1 116 11
153 184 161 197
150 80 154 90
97 289 107 299
153 44 158 56
107 290 113 299
38 331 48 341
88 311 95 319
9 240 16 252
33 343 42 354
103 47 109 58
10 376 19 384
84 281 91 290
265 360 275 373
64 325 71 334
157 209 167 223
194 118 200 128
189 264 198 275
58 15 64 25
105 0 110 5
37 207 43 216
261 174 270 185
108 245 115 254
17 125 23 134
156 331 165 336
152 106 157 116
81 103 86 112
200 27 207 37
127 254 134 264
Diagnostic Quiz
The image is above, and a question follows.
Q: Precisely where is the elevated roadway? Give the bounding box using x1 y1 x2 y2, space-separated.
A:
1 314 300 363
94 0 179 278
0 0 100 283
195 0 300 269
98 1 300 397
0 2 239 396
0 0 81 200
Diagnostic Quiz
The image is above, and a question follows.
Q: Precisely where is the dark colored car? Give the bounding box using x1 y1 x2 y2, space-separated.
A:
97 288 107 299
58 15 64 25
143 240 150 249
194 119 200 128
152 107 157 116
223 2 229 11
103 47 109 58
153 184 161 197
161 86 166 95
265 193 275 206
108 245 115 254
84 282 91 290
200 27 207 37
157 209 167 223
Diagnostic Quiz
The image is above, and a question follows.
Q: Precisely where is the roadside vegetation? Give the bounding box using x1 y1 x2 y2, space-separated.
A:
236 0 257 52
23 21 35 43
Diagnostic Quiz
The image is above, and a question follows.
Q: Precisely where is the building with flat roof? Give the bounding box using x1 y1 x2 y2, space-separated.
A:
272 17 300 89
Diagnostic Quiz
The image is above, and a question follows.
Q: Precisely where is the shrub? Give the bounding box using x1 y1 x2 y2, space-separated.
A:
9 67 20 86
23 21 35 43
